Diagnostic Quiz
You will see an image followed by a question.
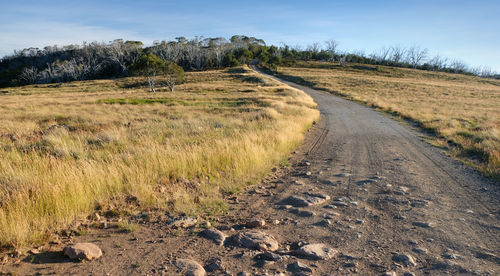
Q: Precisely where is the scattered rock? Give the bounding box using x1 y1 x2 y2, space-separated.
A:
202 228 227 246
410 199 429 207
321 179 337 185
331 201 349 207
168 217 197 228
205 258 224 272
63 243 102 261
296 243 337 260
357 179 376 186
260 251 282 261
175 258 206 276
336 173 351 177
412 247 428 254
305 171 312 176
403 272 415 276
291 208 315 217
432 260 455 270
344 262 357 268
272 219 280 225
234 230 279 251
443 253 461 260
412 221 433 228
315 219 332 226
293 180 305 185
284 193 330 207
246 219 266 228
394 186 409 195
382 271 397 276
290 261 313 272
392 254 416 267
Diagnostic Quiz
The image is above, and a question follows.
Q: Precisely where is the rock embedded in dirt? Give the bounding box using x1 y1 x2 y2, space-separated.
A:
63 243 102 261
233 230 279 251
291 261 313 272
331 201 349 207
285 193 330 207
412 221 433 228
392 254 416 267
205 257 224 272
201 228 227 246
260 251 282 261
394 186 410 195
443 252 462 260
296 243 337 260
412 247 428 254
336 173 352 177
291 208 316 217
246 219 266 228
168 217 197 228
175 258 206 276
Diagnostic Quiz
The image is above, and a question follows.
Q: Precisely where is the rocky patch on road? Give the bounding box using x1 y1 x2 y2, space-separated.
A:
175 258 206 276
283 192 330 207
63 243 102 261
296 243 337 260
233 230 279 251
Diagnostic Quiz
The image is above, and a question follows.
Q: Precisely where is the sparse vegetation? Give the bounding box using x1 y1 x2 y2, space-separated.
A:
275 61 500 178
0 66 319 248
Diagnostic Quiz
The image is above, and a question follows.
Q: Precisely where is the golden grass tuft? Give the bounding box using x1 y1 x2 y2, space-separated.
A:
278 61 500 178
0 66 319 248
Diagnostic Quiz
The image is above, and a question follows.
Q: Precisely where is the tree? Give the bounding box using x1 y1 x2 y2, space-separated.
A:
163 62 184 92
130 53 167 92
391 46 406 63
20 67 38 84
325 40 338 62
407 46 428 68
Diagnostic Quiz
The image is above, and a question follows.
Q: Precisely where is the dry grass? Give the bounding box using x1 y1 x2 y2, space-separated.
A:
0 66 319 248
278 61 500 178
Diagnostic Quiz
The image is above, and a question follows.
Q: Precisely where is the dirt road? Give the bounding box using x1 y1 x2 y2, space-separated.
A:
3 71 499 275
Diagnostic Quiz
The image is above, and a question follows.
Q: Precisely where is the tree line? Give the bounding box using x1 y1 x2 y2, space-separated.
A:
1 35 497 88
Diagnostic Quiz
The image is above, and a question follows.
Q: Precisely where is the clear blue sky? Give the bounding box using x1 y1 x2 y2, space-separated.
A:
1 0 499 71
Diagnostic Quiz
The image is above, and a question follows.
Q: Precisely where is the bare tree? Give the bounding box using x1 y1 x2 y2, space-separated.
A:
20 67 38 84
370 46 391 63
407 46 428 68
428 55 448 70
391 46 407 63
207 37 230 68
307 42 321 55
324 39 338 62
339 56 347 67
449 59 468 73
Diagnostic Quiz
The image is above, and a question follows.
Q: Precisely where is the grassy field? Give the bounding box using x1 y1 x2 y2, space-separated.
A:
276 61 500 179
0 67 319 248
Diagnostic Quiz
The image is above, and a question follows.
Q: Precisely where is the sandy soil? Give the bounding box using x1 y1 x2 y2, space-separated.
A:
1 71 499 276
